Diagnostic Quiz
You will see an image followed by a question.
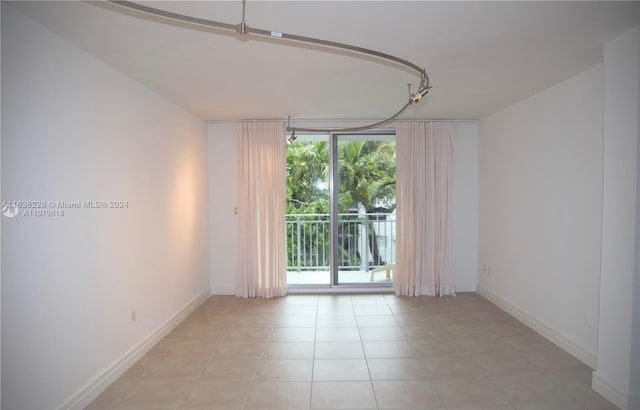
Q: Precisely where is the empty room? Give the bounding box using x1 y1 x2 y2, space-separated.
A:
2 1 640 409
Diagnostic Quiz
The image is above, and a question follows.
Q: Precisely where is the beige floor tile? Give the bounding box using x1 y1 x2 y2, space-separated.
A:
351 295 388 305
393 314 441 326
181 380 251 408
311 381 377 409
410 337 468 357
316 295 354 306
167 339 219 358
256 359 313 381
84 397 122 410
316 327 361 342
353 305 393 315
119 384 185 409
445 323 497 338
232 314 277 327
491 373 575 404
276 315 318 328
372 380 442 409
315 341 365 359
176 405 244 410
472 352 541 376
579 399 621 409
433 377 510 407
489 322 535 337
118 360 153 379
227 326 272 341
355 315 399 327
144 339 174 357
367 358 432 380
446 407 514 410
435 311 478 325
363 341 417 358
359 327 406 341
458 334 515 354
313 359 370 381
271 327 316 342
524 349 590 372
176 326 232 341
146 357 207 378
214 341 266 358
96 294 619 410
471 309 514 322
423 356 486 378
504 334 558 352
514 404 584 410
459 300 501 312
401 325 451 339
132 375 194 392
264 342 315 359
280 306 319 316
201 359 260 380
284 296 319 306
388 304 432 316
316 315 358 328
317 305 358 316
245 381 311 409
546 369 606 402
107 402 178 410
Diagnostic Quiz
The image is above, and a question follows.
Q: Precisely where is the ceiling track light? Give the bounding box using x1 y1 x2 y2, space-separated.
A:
108 0 432 135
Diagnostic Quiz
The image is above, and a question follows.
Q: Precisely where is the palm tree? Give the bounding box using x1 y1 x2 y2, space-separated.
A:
337 140 396 267
286 139 396 269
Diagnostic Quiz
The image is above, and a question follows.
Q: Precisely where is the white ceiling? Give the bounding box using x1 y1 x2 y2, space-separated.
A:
10 1 640 121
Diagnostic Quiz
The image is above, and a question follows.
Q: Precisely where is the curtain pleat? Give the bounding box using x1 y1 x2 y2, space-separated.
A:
395 121 455 297
236 121 287 298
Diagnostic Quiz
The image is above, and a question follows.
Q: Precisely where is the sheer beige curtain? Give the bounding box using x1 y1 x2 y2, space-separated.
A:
395 121 455 297
236 121 287 298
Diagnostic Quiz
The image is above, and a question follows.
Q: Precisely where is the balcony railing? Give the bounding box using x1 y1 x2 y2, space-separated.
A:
286 212 396 273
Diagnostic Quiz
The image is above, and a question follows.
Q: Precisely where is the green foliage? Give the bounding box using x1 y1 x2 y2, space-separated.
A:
286 137 396 271
286 141 330 214
286 139 396 214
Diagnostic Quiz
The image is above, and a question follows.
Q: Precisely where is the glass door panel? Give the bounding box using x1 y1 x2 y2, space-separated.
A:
286 134 331 285
335 134 396 286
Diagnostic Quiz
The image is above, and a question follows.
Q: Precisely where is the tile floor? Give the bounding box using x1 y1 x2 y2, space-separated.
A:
87 293 618 410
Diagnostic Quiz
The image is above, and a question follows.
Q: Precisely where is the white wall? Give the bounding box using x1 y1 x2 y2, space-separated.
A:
208 122 239 294
1 6 209 409
208 120 479 294
478 64 604 367
451 121 479 291
594 25 640 410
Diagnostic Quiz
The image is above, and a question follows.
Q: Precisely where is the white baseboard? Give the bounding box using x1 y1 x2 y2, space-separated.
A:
60 288 211 410
418 283 476 295
211 284 236 295
455 282 477 292
592 372 639 410
477 284 596 368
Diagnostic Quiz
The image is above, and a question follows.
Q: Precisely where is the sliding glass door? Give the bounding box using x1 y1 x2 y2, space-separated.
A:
335 134 396 285
286 133 396 287
286 135 331 285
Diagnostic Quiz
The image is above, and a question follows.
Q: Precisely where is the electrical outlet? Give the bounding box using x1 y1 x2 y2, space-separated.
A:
482 265 492 277
131 309 136 323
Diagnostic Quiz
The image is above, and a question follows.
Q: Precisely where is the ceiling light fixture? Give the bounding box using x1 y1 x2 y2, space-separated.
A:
108 0 431 134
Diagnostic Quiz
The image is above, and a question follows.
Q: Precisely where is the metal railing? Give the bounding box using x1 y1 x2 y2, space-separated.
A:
286 213 396 273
